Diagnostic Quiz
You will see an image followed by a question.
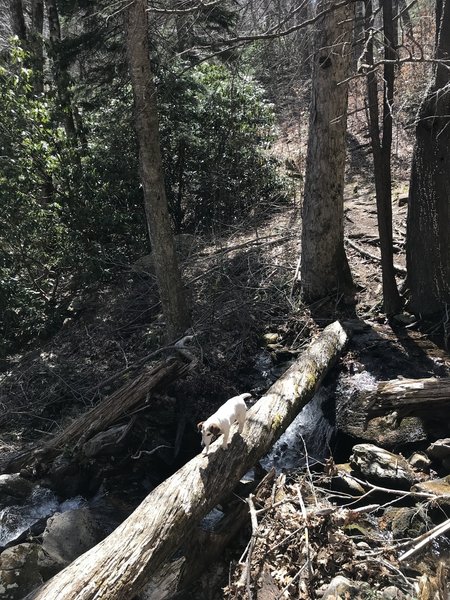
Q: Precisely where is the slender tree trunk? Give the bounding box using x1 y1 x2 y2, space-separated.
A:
127 0 191 339
300 0 355 302
406 0 450 316
45 0 78 141
10 0 26 41
30 0 44 94
365 0 402 315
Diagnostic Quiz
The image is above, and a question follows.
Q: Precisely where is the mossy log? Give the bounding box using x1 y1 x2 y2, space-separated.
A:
25 321 347 600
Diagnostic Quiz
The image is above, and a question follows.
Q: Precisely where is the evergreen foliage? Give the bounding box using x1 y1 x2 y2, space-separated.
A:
0 41 286 355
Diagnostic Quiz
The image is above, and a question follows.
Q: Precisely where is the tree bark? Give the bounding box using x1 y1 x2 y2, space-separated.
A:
366 377 450 422
10 0 27 41
406 0 450 316
30 0 44 94
45 0 78 141
300 0 355 302
25 321 347 600
127 0 191 339
365 0 402 315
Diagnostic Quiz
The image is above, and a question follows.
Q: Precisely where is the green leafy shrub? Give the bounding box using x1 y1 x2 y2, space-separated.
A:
159 62 287 231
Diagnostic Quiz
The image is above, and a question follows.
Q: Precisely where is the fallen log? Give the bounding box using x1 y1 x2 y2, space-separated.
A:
366 377 450 424
1 356 192 474
25 321 347 600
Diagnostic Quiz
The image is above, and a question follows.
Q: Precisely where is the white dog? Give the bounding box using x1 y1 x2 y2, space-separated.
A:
198 393 251 454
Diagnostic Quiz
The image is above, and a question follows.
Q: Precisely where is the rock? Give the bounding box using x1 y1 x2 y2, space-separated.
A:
321 575 370 598
382 507 429 539
42 508 104 568
408 452 431 472
0 543 42 599
263 333 279 344
412 476 450 508
0 474 34 503
330 464 366 496
426 438 450 461
350 444 416 488
380 585 409 599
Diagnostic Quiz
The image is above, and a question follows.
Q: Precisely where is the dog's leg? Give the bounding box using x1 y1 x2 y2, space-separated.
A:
221 428 230 448
237 413 246 434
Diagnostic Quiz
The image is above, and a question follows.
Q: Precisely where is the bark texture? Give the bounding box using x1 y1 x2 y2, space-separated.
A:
127 0 191 338
365 0 402 314
366 376 450 422
300 0 355 302
25 321 347 600
10 0 27 40
406 0 450 315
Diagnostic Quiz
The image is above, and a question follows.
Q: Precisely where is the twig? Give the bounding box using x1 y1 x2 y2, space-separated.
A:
238 493 259 599
345 237 407 275
399 518 450 562
296 484 312 581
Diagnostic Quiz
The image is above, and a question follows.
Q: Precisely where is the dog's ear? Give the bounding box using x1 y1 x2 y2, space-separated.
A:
209 425 221 436
197 421 204 432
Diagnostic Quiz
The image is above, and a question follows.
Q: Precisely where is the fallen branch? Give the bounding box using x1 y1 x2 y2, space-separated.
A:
399 518 450 562
2 357 192 473
25 321 347 600
345 237 406 275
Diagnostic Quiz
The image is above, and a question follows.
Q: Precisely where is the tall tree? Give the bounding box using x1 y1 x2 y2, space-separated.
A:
406 0 450 316
300 0 355 302
127 0 191 339
365 0 402 315
30 0 44 94
9 0 26 41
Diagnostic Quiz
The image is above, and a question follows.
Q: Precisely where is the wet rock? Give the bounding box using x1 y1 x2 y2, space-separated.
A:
408 452 431 473
412 476 450 508
350 444 416 488
0 543 42 599
0 474 34 504
42 508 104 568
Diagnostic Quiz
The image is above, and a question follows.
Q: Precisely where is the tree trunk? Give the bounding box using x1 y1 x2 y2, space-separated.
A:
30 0 44 94
300 0 355 302
10 0 26 41
45 0 78 141
406 0 450 316
25 321 347 600
127 0 191 339
365 0 402 315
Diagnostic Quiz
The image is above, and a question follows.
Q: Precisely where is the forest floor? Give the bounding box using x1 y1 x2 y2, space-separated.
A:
1 123 450 598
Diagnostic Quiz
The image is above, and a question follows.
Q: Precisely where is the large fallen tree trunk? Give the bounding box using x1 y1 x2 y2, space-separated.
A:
366 376 450 423
26 321 347 600
1 356 191 474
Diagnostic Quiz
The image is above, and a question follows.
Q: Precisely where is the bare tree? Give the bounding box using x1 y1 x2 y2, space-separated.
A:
406 0 450 316
365 0 402 315
300 0 355 302
127 0 191 339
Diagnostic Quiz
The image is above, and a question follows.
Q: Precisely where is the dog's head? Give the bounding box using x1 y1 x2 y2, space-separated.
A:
197 421 221 451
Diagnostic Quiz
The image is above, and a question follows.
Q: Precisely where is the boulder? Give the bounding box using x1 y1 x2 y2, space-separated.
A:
0 474 34 504
408 452 431 473
0 543 42 599
412 476 450 508
350 444 416 488
42 508 104 568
